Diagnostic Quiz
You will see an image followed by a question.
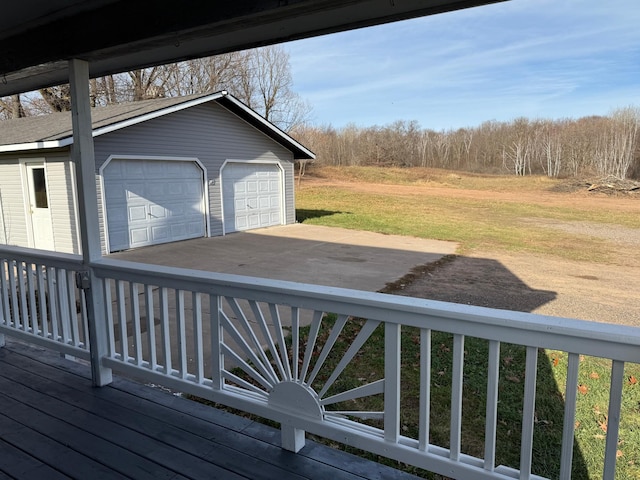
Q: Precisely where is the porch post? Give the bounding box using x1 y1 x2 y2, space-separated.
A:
69 58 112 386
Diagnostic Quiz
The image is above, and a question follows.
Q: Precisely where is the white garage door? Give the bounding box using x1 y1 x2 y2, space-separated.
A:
103 159 206 252
222 163 283 234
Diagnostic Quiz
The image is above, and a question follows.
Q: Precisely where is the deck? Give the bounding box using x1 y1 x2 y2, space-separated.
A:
0 339 418 480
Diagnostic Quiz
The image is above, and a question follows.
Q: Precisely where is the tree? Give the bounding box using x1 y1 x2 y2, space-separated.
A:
0 94 26 119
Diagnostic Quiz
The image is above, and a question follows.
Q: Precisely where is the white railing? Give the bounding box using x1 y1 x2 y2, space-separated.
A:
0 246 90 360
87 256 640 480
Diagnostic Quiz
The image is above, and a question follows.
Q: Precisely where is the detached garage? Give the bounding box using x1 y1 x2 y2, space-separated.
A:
0 91 314 254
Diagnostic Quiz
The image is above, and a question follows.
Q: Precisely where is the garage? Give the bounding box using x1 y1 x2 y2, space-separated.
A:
103 159 206 252
222 162 283 234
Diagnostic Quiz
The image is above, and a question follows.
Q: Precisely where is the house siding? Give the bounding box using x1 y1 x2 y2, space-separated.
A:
45 156 79 254
93 102 294 249
0 159 28 247
0 153 78 253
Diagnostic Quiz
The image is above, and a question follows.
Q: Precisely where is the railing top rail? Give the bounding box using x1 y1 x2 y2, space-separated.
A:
0 245 83 268
93 257 640 363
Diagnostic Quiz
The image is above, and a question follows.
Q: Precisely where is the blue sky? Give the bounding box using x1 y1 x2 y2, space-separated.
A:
286 0 640 131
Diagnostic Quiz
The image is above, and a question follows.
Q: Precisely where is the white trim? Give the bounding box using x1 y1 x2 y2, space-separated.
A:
219 159 286 236
99 155 209 253
0 140 68 153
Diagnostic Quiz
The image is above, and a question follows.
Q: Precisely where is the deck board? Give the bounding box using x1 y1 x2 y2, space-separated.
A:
0 340 422 480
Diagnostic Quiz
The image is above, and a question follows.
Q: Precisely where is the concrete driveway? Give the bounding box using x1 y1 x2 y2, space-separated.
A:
111 224 458 292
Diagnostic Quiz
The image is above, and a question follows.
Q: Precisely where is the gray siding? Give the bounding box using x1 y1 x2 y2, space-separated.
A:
0 159 28 247
283 162 295 224
93 102 294 249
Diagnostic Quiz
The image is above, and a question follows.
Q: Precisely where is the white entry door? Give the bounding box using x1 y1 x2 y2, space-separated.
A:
26 163 55 250
222 163 283 234
103 159 206 252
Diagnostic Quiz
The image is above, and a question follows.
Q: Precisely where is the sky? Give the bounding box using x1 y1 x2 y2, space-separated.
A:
285 0 640 131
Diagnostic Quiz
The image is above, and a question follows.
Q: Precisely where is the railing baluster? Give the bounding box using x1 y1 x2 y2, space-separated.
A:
56 268 71 344
145 285 157 371
484 340 500 471
36 265 48 339
47 267 59 341
301 310 323 384
192 292 204 383
560 352 580 478
26 263 37 334
225 297 278 382
318 319 380 398
384 322 401 443
249 301 288 381
419 328 431 452
67 270 80 346
159 287 172 374
103 278 115 356
210 295 222 389
291 306 299 381
130 282 142 365
0 259 10 326
116 280 128 362
269 303 291 381
603 360 625 480
79 288 89 348
176 290 187 378
8 261 19 329
306 314 348 387
18 262 29 332
450 334 465 461
520 346 539 479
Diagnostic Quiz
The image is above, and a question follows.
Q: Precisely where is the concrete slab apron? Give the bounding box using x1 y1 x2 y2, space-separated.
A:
112 224 458 292
110 225 458 373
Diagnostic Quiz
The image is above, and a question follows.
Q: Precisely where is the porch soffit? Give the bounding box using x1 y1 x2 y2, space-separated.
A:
0 0 507 97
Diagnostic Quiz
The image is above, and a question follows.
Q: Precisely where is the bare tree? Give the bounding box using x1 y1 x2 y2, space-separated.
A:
0 94 26 119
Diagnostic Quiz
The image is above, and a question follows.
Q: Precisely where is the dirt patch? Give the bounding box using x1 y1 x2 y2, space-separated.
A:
303 176 640 212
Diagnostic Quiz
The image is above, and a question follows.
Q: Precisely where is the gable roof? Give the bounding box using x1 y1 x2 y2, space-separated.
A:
0 91 315 159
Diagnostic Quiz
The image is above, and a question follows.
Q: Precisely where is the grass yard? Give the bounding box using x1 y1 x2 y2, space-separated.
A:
292 166 640 479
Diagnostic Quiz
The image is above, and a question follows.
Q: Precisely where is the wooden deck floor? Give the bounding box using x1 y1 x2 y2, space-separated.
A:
0 339 420 480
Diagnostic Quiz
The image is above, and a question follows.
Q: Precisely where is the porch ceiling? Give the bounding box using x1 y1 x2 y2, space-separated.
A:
0 0 507 97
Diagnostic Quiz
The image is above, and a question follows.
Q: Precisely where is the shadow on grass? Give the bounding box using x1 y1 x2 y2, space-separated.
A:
296 208 344 222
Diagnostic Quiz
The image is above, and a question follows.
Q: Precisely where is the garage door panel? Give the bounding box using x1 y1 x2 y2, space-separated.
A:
130 227 149 244
104 159 205 252
222 163 282 234
129 206 147 222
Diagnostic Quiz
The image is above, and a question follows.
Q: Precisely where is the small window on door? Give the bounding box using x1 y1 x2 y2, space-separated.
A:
31 167 48 208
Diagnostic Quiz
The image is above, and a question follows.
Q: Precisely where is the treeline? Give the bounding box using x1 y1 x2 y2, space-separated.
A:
293 107 640 179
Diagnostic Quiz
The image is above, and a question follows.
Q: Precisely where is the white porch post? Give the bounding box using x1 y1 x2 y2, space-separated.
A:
69 58 113 386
